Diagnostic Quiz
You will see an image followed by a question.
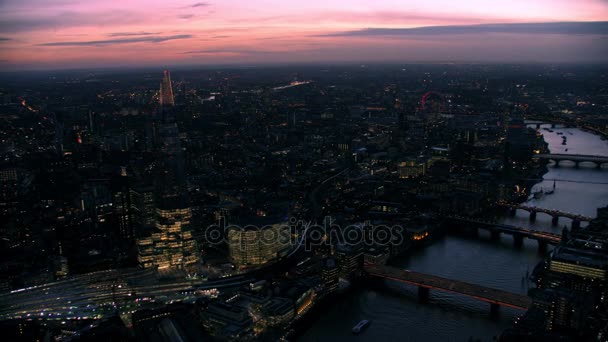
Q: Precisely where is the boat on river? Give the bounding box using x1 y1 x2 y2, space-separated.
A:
352 320 371 334
532 188 544 199
544 180 556 195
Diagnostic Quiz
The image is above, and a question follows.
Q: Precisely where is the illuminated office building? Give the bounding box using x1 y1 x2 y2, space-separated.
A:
130 184 156 229
549 247 608 281
227 222 290 267
320 258 339 294
112 174 134 243
137 71 198 270
336 244 363 280
137 206 198 270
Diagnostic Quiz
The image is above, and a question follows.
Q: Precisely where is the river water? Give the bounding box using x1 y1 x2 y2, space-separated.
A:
301 125 608 341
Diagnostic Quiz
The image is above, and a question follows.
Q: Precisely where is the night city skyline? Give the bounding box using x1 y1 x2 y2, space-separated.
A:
1 1 608 342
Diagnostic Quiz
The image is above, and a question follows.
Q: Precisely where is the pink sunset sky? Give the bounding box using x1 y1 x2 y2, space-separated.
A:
0 0 607 70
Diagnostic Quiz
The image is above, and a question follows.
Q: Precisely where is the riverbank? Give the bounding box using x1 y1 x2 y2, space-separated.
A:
289 230 444 340
285 280 368 340
301 126 608 341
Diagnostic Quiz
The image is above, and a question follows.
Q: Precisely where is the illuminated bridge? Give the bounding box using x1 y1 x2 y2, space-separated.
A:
365 264 532 313
447 216 561 252
497 201 593 227
535 154 608 168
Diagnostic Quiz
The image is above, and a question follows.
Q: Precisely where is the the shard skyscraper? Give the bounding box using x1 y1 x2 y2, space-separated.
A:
137 70 198 272
159 70 175 107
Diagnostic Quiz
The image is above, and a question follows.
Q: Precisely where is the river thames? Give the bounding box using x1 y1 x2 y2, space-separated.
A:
302 125 608 341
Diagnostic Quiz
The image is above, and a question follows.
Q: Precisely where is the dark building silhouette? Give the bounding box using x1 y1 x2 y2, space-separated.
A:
159 70 175 107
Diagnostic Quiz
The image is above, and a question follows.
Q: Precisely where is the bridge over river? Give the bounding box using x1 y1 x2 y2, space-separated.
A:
534 154 608 168
364 264 532 313
447 216 562 252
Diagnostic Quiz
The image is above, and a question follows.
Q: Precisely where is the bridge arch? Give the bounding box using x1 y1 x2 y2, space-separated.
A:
536 154 608 169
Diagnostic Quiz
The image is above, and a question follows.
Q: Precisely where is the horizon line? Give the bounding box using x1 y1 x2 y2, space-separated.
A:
3 60 608 74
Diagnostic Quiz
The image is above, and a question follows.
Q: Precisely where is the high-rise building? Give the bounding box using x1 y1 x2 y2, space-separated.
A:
320 258 339 294
136 70 199 271
80 179 113 223
130 184 156 229
112 175 134 243
227 222 290 267
530 288 592 333
549 247 608 281
159 70 175 107
335 244 363 280
137 205 198 269
505 117 532 162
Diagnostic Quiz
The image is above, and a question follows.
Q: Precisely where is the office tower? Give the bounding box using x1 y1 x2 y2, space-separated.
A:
157 70 186 199
112 176 133 243
137 202 199 270
136 71 199 270
141 206 198 269
505 117 532 162
531 288 591 333
80 179 113 223
227 222 290 267
548 247 608 281
335 244 363 280
321 258 339 294
130 184 156 229
159 70 175 107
